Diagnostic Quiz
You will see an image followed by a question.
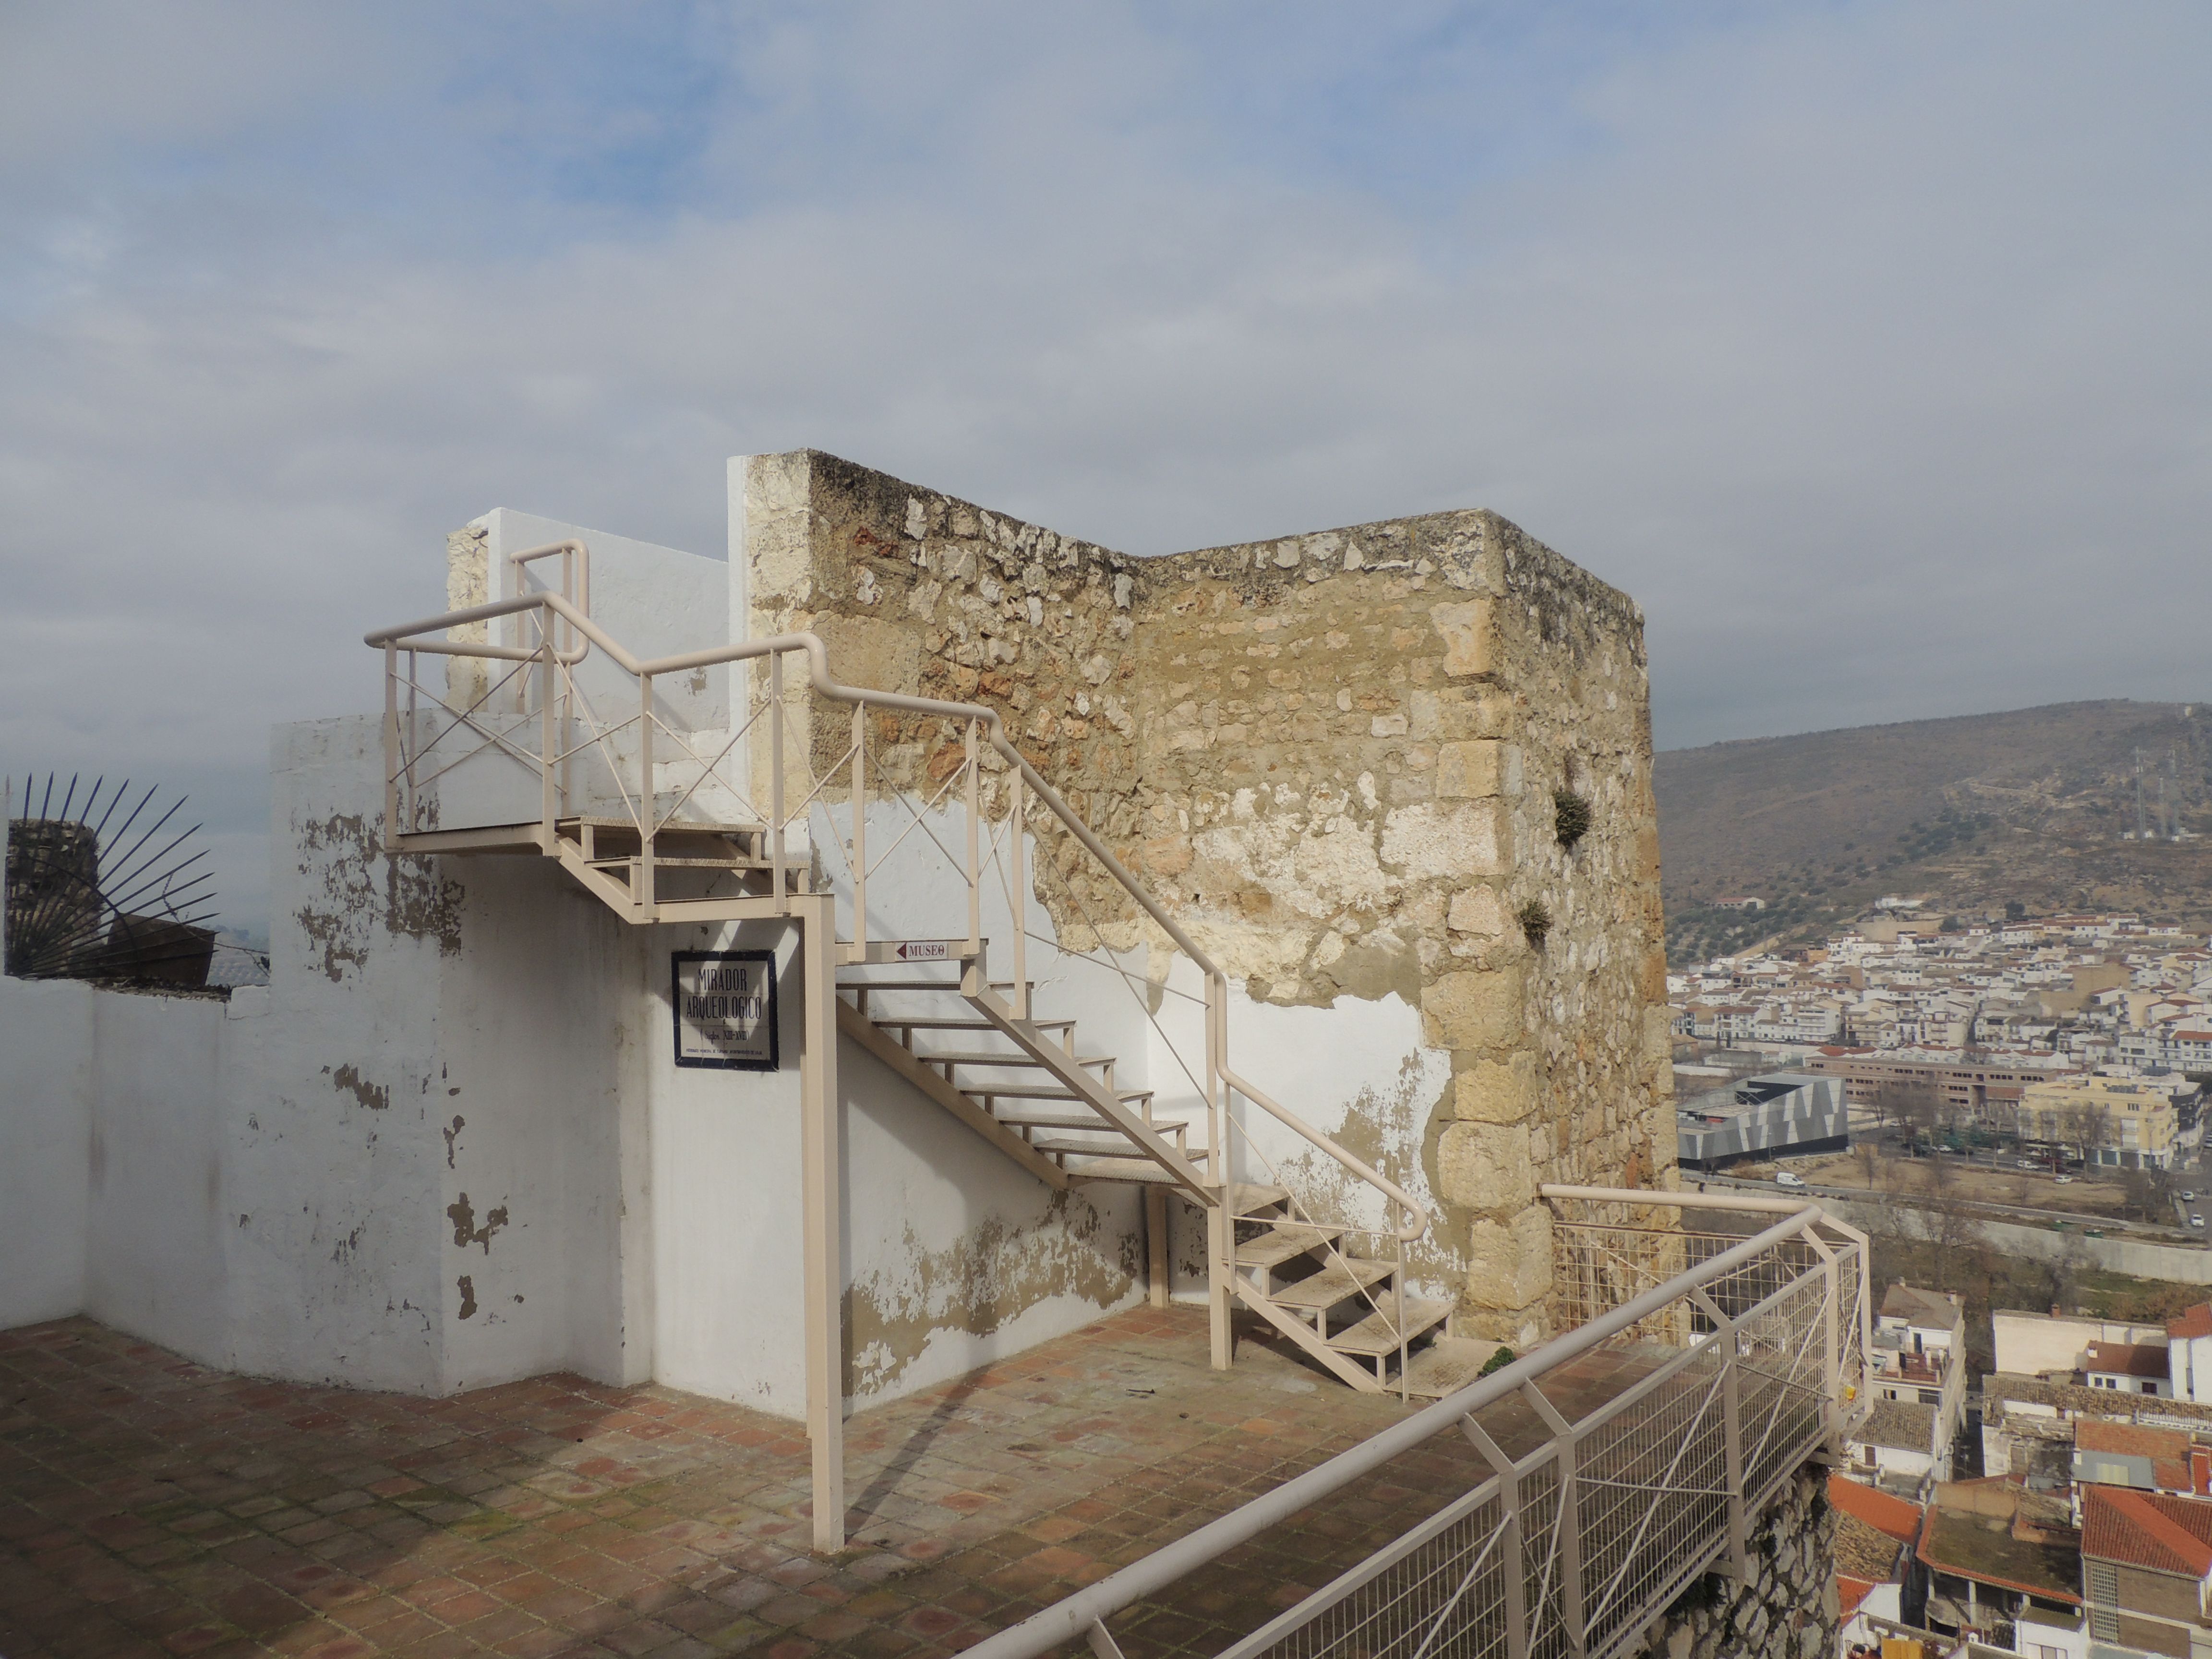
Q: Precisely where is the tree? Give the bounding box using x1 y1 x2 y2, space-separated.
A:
1911 1192 1992 1290
1855 1138 1883 1191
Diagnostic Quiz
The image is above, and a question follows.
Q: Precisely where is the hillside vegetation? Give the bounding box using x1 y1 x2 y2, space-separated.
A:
1655 699 2212 963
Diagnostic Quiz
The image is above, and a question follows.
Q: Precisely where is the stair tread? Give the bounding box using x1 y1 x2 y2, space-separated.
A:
1401 1338 1504 1400
1262 1258 1395 1311
994 1112 1187 1131
1230 1183 1290 1214
561 815 761 833
1236 1225 1344 1270
868 1016 1076 1032
1061 1156 1206 1186
917 1050 1113 1069
585 855 763 868
1327 1298 1455 1358
1029 1137 1158 1156
837 978 968 991
965 1084 1155 1103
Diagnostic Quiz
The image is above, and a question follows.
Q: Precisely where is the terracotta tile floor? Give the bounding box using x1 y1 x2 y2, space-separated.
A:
0 1310 1661 1659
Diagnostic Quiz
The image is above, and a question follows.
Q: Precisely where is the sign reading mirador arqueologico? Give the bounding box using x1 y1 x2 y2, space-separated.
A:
672 950 778 1070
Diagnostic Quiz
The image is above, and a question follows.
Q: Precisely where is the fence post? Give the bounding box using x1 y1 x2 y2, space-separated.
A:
1460 1416 1527 1659
849 701 866 962
382 642 399 851
964 720 981 956
1805 1229 1842 1450
768 652 786 915
1520 1383 1585 1657
639 672 656 914
1010 761 1027 1018
539 628 557 848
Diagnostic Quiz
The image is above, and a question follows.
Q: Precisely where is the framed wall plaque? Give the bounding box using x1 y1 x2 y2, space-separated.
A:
672 949 779 1070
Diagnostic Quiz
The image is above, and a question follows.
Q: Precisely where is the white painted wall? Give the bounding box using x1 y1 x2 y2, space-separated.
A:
0 976 92 1327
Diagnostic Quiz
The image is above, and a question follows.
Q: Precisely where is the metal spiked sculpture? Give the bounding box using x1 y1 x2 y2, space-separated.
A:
3 774 219 985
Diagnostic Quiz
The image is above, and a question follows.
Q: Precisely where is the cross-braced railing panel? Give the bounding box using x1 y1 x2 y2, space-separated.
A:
966 1192 1869 1659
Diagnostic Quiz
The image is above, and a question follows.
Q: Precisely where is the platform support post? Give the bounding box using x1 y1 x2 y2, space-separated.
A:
799 893 845 1552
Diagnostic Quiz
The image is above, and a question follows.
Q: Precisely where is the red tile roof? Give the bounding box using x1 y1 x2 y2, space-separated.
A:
2171 1304 2212 1341
2078 1419 2191 1461
2083 1487 2212 1577
1836 1575 1878 1618
1829 1473 1923 1543
2086 1341 2172 1380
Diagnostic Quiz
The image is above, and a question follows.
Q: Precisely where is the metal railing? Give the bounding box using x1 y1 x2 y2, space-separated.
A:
363 579 1428 1262
963 1187 1870 1659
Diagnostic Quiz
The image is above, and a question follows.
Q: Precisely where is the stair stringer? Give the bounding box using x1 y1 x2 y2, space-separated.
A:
962 987 1216 1208
1232 1272 1386 1393
834 998 1072 1190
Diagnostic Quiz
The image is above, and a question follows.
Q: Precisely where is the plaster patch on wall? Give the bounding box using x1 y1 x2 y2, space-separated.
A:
457 1275 478 1319
445 1192 509 1255
325 1063 389 1112
442 1115 465 1167
844 1189 1138 1398
292 812 464 983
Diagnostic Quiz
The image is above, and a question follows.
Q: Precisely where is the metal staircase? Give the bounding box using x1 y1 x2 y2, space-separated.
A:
363 541 1446 1412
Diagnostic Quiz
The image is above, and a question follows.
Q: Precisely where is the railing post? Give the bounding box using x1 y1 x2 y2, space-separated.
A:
1521 1383 1585 1657
798 892 845 1552
1010 761 1027 1018
1806 1229 1842 1448
769 652 786 915
382 641 399 852
849 701 866 962
964 719 981 957
539 629 557 848
1722 1316 1748 1580
638 671 655 914
1460 1415 1527 1659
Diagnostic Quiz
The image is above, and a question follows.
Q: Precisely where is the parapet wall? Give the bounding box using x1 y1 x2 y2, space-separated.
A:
746 450 1675 1339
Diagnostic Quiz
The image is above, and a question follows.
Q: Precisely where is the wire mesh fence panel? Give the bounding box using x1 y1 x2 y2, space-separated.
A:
1573 1341 1733 1654
1737 1275 1832 1509
1235 1488 1517 1659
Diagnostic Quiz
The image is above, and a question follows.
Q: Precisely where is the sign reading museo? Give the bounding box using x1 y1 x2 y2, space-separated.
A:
672 950 779 1070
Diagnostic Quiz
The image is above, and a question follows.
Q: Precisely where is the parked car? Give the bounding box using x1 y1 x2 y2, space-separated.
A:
2192 1215 2205 1229
2017 1160 2041 1171
2185 1190 2198 1201
2055 1175 2075 1184
1775 1171 1809 1190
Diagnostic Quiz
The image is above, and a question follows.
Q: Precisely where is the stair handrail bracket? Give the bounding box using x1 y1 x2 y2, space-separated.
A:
363 592 1423 1261
963 1187 1869 1659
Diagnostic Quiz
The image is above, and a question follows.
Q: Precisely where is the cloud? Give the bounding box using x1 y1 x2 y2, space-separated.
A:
2 0 2208 936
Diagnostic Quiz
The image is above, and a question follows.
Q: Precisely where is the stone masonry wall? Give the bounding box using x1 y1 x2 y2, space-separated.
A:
1637 1466 1839 1659
744 450 1675 1341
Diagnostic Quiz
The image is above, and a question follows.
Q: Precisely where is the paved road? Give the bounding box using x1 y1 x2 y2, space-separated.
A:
1688 1168 2208 1247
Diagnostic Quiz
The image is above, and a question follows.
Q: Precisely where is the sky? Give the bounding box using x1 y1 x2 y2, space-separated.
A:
3 1 2208 940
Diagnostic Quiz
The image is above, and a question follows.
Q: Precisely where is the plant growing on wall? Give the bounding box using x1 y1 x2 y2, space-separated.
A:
1553 787 1592 849
1517 899 1552 948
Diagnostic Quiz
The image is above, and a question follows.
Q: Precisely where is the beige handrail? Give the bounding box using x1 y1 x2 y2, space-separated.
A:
365 591 1429 1247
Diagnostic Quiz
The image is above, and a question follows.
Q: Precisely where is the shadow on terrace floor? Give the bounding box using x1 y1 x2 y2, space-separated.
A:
0 1307 1454 1659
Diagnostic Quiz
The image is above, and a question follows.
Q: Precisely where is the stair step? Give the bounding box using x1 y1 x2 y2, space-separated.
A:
837 978 967 992
1264 1258 1395 1312
992 1111 1186 1132
1029 1137 1150 1157
1061 1155 1207 1187
1230 1183 1290 1215
1236 1225 1344 1271
1401 1337 1503 1401
966 1084 1156 1105
561 815 762 834
1328 1298 1455 1358
916 1051 1114 1070
868 1016 1076 1033
586 855 764 869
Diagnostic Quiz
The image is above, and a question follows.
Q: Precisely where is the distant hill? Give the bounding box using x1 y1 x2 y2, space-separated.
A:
1654 699 2212 962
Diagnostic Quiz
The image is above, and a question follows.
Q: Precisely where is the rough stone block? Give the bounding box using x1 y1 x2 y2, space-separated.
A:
1446 886 1506 937
1437 1119 1534 1212
1421 966 1525 1050
1435 740 1520 800
1465 1207 1551 1308
1453 1051 1539 1124
1381 801 1508 882
1429 599 1495 677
